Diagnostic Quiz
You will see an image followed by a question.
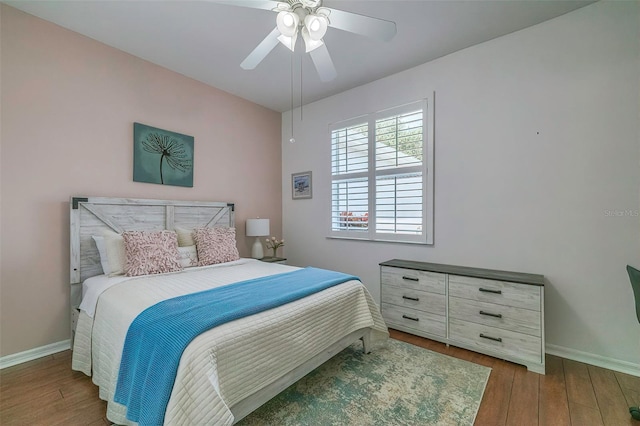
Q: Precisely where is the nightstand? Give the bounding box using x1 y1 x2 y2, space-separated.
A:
260 256 287 264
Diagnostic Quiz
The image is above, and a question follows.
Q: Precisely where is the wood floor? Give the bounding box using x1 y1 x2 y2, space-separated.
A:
0 330 638 425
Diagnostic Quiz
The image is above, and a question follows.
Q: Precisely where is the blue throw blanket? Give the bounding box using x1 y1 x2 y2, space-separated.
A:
113 267 359 425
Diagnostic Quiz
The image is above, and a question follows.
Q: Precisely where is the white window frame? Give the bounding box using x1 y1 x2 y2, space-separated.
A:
328 94 435 244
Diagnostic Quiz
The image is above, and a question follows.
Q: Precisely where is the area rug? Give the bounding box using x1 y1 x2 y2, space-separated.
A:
238 338 491 426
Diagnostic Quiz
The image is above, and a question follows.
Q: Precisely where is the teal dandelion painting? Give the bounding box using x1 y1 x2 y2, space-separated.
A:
133 123 194 187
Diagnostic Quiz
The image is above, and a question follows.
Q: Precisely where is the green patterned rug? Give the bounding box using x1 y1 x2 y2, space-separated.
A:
239 338 491 426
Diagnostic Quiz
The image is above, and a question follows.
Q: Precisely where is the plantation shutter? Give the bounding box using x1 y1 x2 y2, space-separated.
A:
329 97 432 244
374 110 424 237
331 122 369 232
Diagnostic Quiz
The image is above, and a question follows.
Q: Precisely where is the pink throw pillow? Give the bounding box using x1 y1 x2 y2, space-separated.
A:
194 227 240 266
123 230 182 277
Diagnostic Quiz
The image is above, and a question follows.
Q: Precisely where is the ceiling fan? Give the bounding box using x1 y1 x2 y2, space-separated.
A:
215 0 397 82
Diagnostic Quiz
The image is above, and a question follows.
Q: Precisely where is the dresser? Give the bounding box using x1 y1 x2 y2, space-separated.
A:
380 259 545 374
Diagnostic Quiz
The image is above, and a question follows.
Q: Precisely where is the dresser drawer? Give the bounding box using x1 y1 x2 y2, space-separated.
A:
448 275 541 311
381 266 446 294
382 303 446 337
449 318 542 364
449 297 541 337
382 285 446 316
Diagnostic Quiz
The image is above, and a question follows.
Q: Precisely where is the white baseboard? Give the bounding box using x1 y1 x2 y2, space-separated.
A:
0 340 71 370
1 339 637 378
546 343 640 377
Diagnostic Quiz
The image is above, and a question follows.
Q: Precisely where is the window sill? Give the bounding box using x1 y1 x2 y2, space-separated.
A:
325 235 433 246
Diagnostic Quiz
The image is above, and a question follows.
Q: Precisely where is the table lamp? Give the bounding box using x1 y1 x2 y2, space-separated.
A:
246 218 270 259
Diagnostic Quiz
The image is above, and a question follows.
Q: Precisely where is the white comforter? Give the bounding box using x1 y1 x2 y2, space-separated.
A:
72 259 388 425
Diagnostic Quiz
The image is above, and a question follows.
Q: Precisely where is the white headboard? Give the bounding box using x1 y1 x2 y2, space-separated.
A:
69 196 235 312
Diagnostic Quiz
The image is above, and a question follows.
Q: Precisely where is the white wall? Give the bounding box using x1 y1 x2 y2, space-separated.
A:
282 1 640 371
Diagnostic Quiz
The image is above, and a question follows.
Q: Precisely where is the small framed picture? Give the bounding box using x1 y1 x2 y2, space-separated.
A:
292 171 312 200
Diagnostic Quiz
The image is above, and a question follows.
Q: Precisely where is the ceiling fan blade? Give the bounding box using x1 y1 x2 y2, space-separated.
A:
309 44 337 82
241 27 280 70
212 1 286 12
325 8 397 42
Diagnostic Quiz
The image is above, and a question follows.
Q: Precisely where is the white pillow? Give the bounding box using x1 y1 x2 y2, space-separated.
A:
103 230 126 276
175 227 195 247
178 245 199 268
92 235 111 275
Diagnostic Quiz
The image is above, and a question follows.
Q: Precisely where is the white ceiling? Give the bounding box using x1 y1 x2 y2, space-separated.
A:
6 0 595 112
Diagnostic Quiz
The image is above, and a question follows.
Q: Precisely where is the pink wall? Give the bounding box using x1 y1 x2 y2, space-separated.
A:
0 5 282 357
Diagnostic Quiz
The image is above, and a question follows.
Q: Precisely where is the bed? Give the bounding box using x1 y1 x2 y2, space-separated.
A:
69 197 388 425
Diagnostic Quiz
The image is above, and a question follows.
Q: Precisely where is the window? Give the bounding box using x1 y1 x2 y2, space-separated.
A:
330 98 434 244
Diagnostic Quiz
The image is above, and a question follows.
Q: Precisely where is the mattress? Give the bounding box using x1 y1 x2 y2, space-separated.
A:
72 258 388 425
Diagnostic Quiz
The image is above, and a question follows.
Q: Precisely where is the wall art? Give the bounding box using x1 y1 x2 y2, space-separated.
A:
133 122 194 187
292 171 312 199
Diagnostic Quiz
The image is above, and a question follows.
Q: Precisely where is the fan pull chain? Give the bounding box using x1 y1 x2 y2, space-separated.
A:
300 50 303 122
289 49 295 144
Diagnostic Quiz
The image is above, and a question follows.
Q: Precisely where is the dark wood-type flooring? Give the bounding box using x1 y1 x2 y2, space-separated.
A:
1 329 638 425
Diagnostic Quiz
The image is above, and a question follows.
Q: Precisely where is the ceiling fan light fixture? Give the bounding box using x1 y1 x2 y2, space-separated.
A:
276 10 299 37
304 14 328 41
230 0 395 82
301 27 324 52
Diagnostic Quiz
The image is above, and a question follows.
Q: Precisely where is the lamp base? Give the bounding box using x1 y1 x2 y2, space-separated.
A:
251 237 264 259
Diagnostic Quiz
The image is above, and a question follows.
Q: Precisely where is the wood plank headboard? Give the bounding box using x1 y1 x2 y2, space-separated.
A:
69 196 235 314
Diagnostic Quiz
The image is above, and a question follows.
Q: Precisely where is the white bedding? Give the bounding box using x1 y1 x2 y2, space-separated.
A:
72 258 388 425
79 259 249 318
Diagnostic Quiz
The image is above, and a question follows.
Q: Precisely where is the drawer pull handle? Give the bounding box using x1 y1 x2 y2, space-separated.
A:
402 276 419 282
479 310 503 318
479 288 502 294
402 295 420 302
479 333 502 342
402 315 419 322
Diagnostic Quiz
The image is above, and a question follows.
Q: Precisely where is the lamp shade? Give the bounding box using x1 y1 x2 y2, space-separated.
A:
246 218 270 237
304 14 328 41
276 10 299 37
277 32 298 52
302 27 324 53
